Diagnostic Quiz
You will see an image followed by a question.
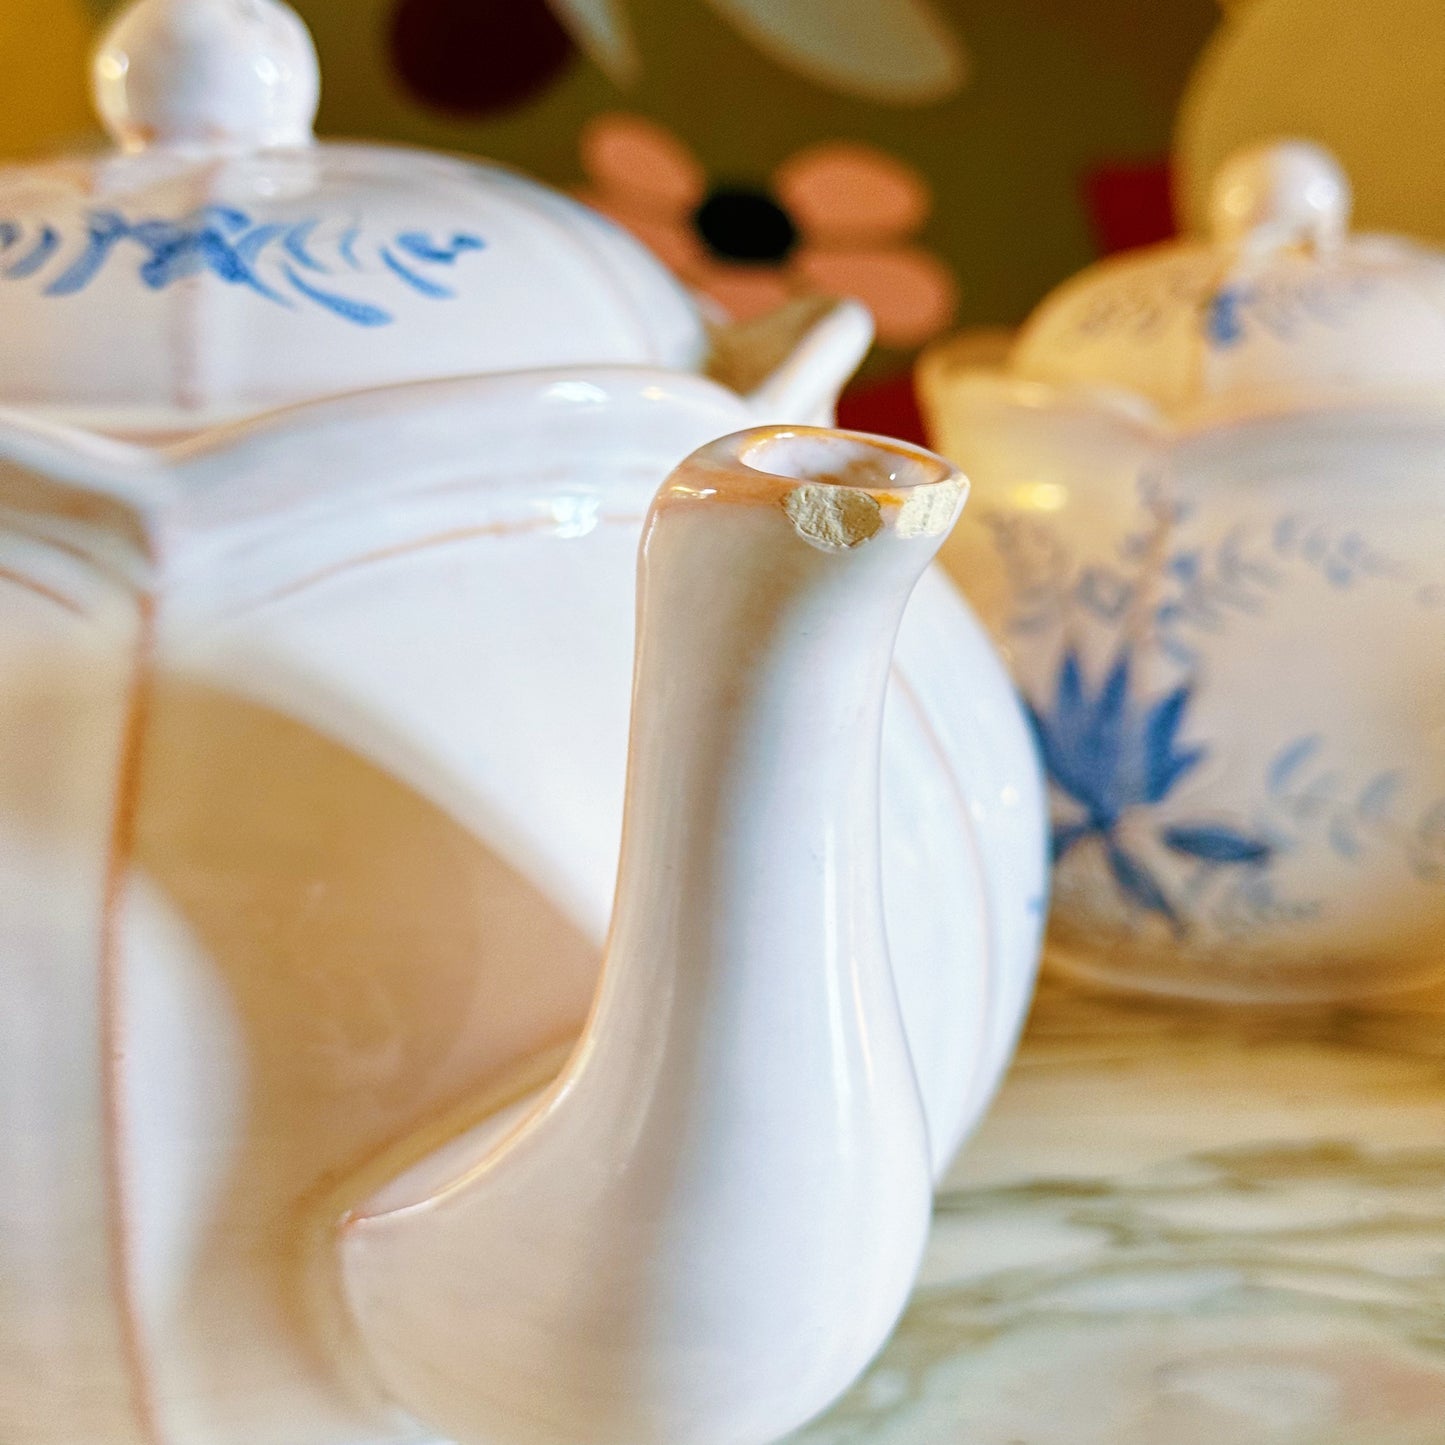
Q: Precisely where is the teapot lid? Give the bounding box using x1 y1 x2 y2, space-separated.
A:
0 0 707 431
1008 140 1445 418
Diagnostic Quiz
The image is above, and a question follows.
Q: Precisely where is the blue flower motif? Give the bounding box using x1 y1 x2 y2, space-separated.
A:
1027 647 1273 930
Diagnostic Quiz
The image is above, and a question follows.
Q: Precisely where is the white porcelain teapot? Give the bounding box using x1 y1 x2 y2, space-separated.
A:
0 4 1047 1443
920 139 1445 1003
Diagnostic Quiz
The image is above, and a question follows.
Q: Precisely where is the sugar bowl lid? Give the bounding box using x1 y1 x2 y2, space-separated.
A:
0 0 706 431
1009 140 1445 418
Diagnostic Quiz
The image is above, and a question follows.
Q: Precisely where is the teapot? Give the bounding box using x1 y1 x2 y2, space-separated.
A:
920 139 1445 1004
0 3 1047 1443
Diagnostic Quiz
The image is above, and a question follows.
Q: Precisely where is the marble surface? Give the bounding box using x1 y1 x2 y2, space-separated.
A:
799 972 1445 1445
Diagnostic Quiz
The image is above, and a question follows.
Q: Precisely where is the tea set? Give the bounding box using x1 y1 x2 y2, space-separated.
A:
0 1 1433 1443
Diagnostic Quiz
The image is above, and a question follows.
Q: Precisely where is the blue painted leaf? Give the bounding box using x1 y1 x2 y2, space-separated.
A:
44 211 129 296
1153 744 1205 804
7 226 59 279
1237 556 1281 588
1081 651 1131 801
1142 683 1205 803
1096 652 1131 734
1027 707 1095 812
1027 657 1102 811
338 225 362 269
1023 695 1056 767
1106 841 1180 928
282 264 392 326
1271 517 1306 554
1357 771 1403 823
199 204 250 232
1160 635 1200 670
1056 651 1087 736
381 244 455 299
1267 735 1322 796
1161 824 1272 865
1328 815 1361 859
1166 551 1200 582
284 219 328 273
396 230 486 264
233 222 290 270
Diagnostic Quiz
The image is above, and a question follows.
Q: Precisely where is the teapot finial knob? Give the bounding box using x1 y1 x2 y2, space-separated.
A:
1208 139 1351 257
93 0 320 154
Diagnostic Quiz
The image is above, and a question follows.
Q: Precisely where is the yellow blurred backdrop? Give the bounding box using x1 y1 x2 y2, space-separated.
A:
0 0 95 160
1177 0 1445 244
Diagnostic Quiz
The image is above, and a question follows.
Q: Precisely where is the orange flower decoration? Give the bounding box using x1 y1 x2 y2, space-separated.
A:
579 114 959 349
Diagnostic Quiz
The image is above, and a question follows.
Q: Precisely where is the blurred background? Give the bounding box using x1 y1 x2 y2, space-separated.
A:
6 0 1438 431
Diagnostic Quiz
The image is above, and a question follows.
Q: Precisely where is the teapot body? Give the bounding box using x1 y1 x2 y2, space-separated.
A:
0 371 1044 1444
923 370 1445 1001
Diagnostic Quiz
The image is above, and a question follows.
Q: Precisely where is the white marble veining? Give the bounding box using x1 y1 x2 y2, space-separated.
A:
798 975 1445 1445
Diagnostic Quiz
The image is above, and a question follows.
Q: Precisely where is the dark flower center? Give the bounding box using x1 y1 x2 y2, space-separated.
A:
693 187 799 265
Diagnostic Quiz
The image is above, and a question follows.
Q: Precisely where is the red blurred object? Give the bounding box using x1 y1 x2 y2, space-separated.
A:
836 370 929 447
389 0 576 117
1083 160 1177 255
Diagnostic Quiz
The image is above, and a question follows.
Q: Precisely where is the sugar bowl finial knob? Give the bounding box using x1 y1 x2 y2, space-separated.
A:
93 0 320 153
1207 139 1352 258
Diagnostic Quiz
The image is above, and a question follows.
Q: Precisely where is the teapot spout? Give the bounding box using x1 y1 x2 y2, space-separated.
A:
707 297 875 423
335 426 968 1445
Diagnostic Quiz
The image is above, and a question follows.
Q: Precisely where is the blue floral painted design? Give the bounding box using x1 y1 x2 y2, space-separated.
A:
1264 734 1445 886
1201 274 1377 351
0 207 486 326
1027 646 1273 931
1204 287 1247 347
1064 254 1377 355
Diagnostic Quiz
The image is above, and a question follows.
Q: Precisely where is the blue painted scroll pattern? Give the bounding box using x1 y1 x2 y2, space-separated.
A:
0 207 486 326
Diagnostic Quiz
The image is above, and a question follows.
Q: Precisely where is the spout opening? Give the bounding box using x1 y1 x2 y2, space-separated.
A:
739 428 953 495
666 426 967 549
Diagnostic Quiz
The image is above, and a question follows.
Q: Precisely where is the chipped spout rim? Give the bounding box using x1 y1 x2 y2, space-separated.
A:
661 425 969 550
